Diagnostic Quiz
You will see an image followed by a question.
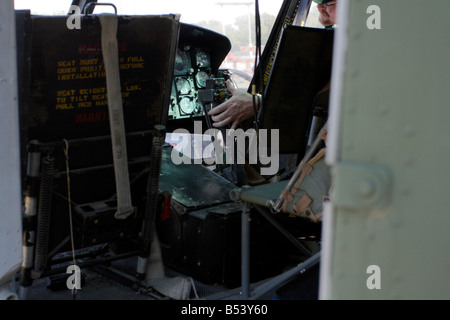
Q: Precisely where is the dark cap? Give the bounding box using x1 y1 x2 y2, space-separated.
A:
312 0 334 4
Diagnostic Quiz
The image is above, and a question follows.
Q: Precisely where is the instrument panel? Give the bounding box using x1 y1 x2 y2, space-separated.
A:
169 45 214 119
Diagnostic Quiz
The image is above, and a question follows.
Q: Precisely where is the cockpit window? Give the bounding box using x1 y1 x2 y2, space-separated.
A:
15 0 285 87
14 0 73 15
303 2 325 28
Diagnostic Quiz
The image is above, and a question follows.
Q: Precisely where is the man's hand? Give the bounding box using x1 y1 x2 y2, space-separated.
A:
208 79 256 130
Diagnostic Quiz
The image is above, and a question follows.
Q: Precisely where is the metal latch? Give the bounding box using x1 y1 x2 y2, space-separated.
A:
332 161 392 212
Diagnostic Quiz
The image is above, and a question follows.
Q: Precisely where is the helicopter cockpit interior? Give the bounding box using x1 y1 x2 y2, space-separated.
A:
13 0 334 300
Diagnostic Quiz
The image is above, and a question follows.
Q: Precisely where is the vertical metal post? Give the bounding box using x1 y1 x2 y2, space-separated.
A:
0 0 23 300
241 202 250 299
136 125 165 280
293 0 313 26
19 142 41 299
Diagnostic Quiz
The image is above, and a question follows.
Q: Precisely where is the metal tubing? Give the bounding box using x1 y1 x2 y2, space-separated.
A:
54 157 151 177
249 251 320 300
254 205 311 257
241 202 250 299
138 125 165 279
42 250 140 277
31 130 153 151
142 125 165 256
19 142 42 299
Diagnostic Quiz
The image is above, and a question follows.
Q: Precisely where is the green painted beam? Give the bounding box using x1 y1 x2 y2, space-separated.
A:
327 0 450 300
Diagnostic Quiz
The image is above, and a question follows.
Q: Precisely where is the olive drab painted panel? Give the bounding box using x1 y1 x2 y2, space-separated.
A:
322 0 450 299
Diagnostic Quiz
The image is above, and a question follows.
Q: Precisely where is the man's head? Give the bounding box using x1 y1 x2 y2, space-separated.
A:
313 0 337 27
